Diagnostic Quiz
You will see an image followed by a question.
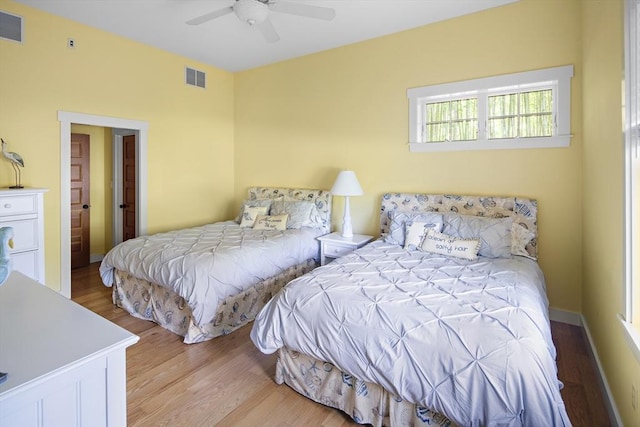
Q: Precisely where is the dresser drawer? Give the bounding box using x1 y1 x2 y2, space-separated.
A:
0 195 37 217
1 218 38 251
11 250 38 282
324 243 353 258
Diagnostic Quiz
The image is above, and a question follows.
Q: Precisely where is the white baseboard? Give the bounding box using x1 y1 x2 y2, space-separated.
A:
549 307 582 326
552 308 622 426
90 254 104 264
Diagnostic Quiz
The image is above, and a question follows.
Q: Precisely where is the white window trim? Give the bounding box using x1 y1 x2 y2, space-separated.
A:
621 0 640 364
408 65 574 152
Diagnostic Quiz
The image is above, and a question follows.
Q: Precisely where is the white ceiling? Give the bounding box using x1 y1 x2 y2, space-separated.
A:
12 0 518 72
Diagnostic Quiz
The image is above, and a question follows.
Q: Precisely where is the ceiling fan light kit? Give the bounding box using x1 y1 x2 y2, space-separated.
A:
234 0 269 26
186 0 336 43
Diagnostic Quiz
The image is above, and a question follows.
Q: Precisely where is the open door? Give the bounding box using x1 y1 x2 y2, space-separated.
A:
122 134 136 241
70 133 90 269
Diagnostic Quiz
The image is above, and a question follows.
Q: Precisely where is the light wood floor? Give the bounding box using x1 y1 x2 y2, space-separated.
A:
72 263 612 426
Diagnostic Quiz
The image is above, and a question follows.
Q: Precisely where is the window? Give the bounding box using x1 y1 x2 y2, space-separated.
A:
622 0 640 360
407 65 573 152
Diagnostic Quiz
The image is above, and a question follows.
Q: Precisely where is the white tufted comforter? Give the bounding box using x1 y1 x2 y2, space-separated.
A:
100 221 322 328
251 239 571 426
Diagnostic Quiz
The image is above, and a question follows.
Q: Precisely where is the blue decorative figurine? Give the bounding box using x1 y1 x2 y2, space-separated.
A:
0 226 14 286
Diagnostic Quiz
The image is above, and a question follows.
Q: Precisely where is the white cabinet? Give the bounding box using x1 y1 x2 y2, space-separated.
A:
0 188 47 284
0 272 139 427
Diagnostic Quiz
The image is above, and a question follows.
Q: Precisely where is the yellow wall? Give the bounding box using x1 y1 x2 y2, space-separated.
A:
235 0 583 312
70 124 112 258
0 0 235 289
2 0 638 423
582 0 639 425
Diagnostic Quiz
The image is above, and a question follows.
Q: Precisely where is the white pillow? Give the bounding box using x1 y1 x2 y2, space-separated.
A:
421 229 480 261
235 199 272 223
385 211 444 246
239 205 268 228
253 214 288 231
443 213 513 258
270 199 317 229
404 221 441 250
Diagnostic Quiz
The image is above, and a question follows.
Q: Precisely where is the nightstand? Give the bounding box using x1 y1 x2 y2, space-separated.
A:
317 232 374 265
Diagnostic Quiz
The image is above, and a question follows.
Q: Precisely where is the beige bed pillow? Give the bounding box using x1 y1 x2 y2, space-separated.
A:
421 229 480 261
253 214 288 231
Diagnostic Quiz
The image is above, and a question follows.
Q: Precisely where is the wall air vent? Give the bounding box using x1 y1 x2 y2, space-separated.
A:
185 67 206 88
0 10 23 43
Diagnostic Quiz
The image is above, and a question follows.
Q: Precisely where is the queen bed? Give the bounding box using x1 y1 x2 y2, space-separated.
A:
99 187 331 344
250 193 571 426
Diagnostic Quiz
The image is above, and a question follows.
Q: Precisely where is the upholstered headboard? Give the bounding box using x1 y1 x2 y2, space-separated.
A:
380 193 538 258
247 187 332 233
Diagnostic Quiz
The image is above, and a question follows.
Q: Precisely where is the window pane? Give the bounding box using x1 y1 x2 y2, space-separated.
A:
488 117 517 139
451 120 478 141
450 98 477 120
425 101 450 123
520 114 553 137
489 93 517 117
424 98 477 142
425 123 448 142
520 89 552 114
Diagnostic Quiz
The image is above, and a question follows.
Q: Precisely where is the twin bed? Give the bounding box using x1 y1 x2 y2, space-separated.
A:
100 189 570 425
99 187 331 344
250 193 571 426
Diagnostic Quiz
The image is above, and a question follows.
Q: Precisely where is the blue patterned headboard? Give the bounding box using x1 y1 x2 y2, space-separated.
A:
380 193 538 258
247 187 332 234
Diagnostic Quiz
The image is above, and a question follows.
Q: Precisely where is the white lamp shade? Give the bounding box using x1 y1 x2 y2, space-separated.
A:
331 170 363 196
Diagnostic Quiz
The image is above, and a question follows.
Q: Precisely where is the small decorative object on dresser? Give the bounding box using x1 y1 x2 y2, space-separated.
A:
0 139 24 189
0 227 14 286
317 231 373 265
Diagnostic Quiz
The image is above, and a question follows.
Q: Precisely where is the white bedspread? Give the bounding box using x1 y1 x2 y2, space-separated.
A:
100 221 322 328
251 239 571 426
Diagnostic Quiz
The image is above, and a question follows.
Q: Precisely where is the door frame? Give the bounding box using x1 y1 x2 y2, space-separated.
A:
58 111 148 298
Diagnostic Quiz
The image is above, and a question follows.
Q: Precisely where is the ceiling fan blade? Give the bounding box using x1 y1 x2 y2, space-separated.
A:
257 19 280 43
269 1 336 21
186 6 234 26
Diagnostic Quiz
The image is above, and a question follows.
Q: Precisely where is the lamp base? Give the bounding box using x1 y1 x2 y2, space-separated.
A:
8 186 24 189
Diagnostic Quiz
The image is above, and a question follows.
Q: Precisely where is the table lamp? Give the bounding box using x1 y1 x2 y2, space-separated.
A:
331 170 363 238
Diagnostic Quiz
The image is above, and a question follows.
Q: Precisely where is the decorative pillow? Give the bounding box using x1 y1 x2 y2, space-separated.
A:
385 211 444 246
443 213 513 258
511 222 536 259
235 199 273 223
239 205 268 228
270 199 317 229
420 229 481 261
253 214 288 231
404 221 441 250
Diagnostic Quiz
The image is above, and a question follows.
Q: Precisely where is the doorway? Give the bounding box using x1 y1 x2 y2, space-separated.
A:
58 111 148 298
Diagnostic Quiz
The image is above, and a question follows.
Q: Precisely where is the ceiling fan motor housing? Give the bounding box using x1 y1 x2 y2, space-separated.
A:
234 0 269 25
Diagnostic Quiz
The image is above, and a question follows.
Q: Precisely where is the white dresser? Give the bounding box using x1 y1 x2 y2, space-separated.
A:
0 188 47 284
0 272 139 427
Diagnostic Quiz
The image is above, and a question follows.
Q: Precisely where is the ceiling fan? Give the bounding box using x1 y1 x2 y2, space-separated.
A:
186 0 336 43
